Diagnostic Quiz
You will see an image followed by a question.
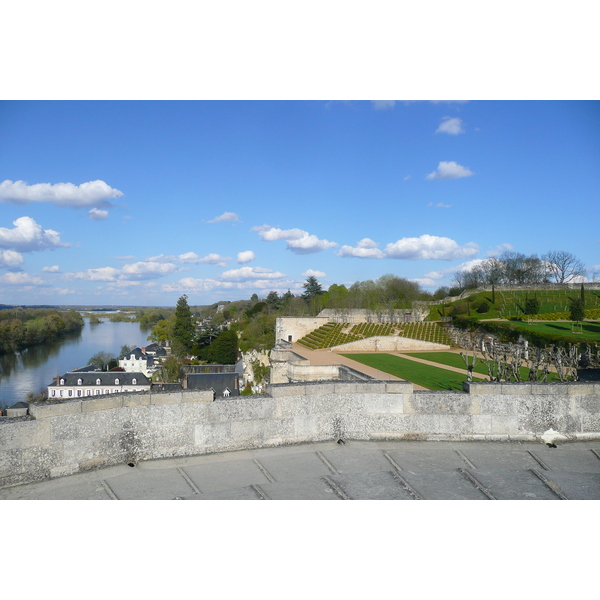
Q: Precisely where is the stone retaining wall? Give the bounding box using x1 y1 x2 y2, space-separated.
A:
1 383 599 489
331 335 450 352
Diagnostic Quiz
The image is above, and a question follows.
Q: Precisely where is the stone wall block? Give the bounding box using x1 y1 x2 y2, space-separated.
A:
437 414 475 435
491 415 521 435
333 382 358 394
81 395 124 412
363 394 404 414
408 392 473 414
150 392 183 405
0 448 23 478
303 382 336 396
0 419 50 449
480 395 518 416
385 381 413 394
182 390 214 403
30 400 82 419
268 384 307 398
122 393 151 406
500 383 533 395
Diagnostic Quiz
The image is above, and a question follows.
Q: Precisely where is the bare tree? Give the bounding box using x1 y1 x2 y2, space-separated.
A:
542 250 586 283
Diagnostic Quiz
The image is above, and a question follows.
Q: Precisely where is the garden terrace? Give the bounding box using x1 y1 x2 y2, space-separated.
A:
297 321 453 350
427 288 600 321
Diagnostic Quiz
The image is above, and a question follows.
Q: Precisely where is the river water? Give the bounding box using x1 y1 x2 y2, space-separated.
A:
0 319 151 409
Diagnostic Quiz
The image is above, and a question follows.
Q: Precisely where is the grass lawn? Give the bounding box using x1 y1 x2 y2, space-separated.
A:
403 351 560 382
342 353 483 391
507 320 600 341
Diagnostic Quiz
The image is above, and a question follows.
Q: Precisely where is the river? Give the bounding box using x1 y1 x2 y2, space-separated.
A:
0 318 152 409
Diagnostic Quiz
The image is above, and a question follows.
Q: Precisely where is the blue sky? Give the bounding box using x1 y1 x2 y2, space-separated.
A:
1 100 599 306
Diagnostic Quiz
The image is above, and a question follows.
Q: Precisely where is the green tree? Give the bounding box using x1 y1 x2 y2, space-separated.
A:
569 298 585 323
89 351 116 371
172 294 195 356
302 276 324 304
524 297 540 315
154 356 183 383
265 290 282 311
120 344 135 357
203 328 239 364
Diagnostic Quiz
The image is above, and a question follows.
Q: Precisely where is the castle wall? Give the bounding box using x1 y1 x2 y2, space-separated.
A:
275 317 330 343
1 382 599 489
331 335 450 352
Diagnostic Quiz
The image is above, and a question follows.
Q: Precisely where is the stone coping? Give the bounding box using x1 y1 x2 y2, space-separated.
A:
463 381 600 394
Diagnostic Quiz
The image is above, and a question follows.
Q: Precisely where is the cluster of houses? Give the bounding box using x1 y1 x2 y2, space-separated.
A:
45 343 244 402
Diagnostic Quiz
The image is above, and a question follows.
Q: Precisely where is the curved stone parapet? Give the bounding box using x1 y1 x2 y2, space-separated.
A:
1 382 599 489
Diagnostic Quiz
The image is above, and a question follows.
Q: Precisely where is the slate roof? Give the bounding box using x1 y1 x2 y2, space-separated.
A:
144 343 167 356
186 373 240 396
49 371 151 387
120 348 155 365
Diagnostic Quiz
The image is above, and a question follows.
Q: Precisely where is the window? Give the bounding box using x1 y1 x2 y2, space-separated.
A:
60 378 65 385
96 378 101 385
132 378 137 385
86 390 91 396
77 378 83 385
77 390 82 397
51 390 56 397
115 378 120 385
95 390 100 395
68 390 72 397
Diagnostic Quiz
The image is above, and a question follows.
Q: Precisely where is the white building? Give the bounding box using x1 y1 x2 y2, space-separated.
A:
48 371 151 399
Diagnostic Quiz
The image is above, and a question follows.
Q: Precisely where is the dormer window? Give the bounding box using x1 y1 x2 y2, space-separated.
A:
132 378 137 385
96 378 101 385
77 378 83 385
115 378 120 385
60 378 65 385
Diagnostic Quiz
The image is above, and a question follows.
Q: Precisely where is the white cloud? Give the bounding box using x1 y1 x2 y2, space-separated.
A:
337 238 385 259
403 175 411 181
427 202 452 208
302 269 326 278
486 243 514 257
69 261 179 282
426 161 474 180
435 117 464 135
0 250 24 268
371 100 396 110
162 276 299 294
88 208 109 220
237 250 256 264
411 277 439 287
384 235 479 260
208 212 240 223
120 261 179 280
69 266 121 282
177 252 231 267
0 216 70 252
0 272 45 286
424 259 486 282
0 180 123 208
221 266 286 281
253 225 337 254
146 254 176 263
42 265 61 272
337 235 478 261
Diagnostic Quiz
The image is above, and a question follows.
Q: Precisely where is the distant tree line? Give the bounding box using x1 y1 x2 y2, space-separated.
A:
452 250 586 292
0 308 84 355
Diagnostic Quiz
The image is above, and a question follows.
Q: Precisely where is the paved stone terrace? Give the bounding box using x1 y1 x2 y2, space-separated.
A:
2 440 599 500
